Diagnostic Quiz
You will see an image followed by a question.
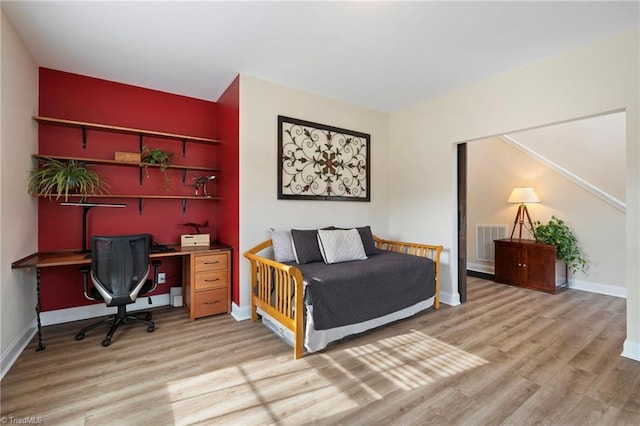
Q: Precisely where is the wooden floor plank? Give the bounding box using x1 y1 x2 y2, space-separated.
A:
2 278 639 425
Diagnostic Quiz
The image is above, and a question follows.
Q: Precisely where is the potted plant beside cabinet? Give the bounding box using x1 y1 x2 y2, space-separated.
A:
532 215 587 276
28 157 109 201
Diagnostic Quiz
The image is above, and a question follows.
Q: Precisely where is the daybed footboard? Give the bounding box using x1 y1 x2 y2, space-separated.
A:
244 236 443 359
244 240 305 359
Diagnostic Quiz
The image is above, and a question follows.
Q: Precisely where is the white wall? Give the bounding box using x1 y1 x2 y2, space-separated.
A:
238 75 390 310
0 10 39 378
389 28 640 360
507 112 626 202
467 136 626 297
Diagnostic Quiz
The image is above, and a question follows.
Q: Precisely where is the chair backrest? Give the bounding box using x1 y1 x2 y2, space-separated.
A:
90 234 151 306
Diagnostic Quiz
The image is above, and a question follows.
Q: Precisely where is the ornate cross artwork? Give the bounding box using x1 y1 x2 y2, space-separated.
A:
278 116 370 201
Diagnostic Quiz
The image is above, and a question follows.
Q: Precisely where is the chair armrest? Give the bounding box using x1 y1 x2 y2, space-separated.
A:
80 265 97 301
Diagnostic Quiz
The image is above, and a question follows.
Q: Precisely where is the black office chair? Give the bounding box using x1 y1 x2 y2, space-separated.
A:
76 234 161 347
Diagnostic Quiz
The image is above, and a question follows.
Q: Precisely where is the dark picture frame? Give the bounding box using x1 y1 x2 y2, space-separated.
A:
277 116 370 201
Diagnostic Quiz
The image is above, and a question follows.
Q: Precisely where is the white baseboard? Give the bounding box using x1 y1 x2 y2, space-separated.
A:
1 317 37 380
231 302 251 321
40 294 170 326
622 339 640 362
468 263 626 300
440 291 461 307
568 278 626 299
467 262 495 275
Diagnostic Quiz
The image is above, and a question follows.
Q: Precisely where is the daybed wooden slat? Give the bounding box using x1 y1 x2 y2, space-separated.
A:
244 235 442 359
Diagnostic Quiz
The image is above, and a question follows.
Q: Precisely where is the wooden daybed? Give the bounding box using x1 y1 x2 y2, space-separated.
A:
244 235 443 359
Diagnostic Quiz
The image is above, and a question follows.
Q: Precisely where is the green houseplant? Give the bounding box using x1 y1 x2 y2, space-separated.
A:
141 146 174 191
28 157 109 201
532 215 587 274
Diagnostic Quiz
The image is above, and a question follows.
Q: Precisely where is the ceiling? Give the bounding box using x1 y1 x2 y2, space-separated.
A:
3 1 638 112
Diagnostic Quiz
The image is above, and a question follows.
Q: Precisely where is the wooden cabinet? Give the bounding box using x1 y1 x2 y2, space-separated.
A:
183 246 231 320
494 239 567 293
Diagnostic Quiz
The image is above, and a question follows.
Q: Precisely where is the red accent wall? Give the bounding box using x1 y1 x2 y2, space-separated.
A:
216 76 240 306
38 68 220 311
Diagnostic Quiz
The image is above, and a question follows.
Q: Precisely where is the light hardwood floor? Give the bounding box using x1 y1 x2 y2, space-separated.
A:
2 277 639 425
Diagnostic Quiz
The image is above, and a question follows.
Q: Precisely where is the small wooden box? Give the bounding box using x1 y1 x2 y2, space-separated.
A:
115 151 141 163
181 234 210 247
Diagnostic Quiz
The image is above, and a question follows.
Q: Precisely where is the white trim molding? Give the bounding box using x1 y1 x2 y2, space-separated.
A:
40 294 171 326
1 317 37 380
568 278 626 299
440 291 461 307
622 339 640 362
500 135 626 213
231 302 252 321
467 262 495 275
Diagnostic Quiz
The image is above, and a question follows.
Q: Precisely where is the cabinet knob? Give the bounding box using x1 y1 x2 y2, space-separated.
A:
204 300 220 305
204 278 220 282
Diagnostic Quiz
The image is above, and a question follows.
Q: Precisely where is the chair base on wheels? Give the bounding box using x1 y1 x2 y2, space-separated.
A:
75 304 155 347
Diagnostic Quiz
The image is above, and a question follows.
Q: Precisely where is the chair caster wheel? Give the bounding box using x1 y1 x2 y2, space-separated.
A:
101 338 111 347
147 325 155 333
145 313 152 321
75 333 85 341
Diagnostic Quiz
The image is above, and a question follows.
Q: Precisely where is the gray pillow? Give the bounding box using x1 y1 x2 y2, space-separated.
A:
291 229 324 264
356 226 378 256
317 229 368 264
270 228 296 263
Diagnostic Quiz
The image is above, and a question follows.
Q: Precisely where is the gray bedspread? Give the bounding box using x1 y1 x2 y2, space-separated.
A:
294 250 436 330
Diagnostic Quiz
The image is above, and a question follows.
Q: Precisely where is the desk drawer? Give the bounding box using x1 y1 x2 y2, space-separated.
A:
194 288 227 317
195 271 228 290
195 253 228 272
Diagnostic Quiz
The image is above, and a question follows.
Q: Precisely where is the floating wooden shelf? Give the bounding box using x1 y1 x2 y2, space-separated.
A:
36 194 221 200
32 154 219 173
33 116 220 214
36 193 220 215
34 116 220 145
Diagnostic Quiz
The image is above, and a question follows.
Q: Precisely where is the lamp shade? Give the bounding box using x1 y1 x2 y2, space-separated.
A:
507 187 540 204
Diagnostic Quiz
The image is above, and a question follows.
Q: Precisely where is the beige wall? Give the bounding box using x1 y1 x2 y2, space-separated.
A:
238 75 390 310
467 136 626 295
1 10 39 377
388 28 640 359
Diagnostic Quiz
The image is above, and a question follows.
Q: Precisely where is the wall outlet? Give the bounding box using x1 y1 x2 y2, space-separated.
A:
157 273 166 284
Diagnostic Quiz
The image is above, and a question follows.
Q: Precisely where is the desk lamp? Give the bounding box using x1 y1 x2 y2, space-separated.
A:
507 187 539 241
61 202 127 253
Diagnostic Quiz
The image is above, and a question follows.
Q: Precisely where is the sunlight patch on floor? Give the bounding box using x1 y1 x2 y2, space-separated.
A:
346 329 488 391
163 356 360 425
162 330 488 424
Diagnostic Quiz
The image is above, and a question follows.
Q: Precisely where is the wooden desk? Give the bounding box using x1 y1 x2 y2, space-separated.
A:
12 242 232 351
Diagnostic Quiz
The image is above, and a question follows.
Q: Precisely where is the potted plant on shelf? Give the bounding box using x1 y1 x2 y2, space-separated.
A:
27 157 109 201
141 146 174 191
532 215 587 274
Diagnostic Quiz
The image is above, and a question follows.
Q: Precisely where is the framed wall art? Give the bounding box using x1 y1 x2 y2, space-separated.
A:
277 116 370 201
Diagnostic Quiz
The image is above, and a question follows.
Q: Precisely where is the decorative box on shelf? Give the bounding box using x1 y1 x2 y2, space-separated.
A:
181 234 210 248
114 151 141 163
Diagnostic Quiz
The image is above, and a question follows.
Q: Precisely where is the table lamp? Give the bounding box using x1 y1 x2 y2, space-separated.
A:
508 186 540 241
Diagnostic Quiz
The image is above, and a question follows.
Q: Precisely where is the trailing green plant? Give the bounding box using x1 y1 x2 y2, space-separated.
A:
532 215 587 274
141 146 174 191
27 157 109 201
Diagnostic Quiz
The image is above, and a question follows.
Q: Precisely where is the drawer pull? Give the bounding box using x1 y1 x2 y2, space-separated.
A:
204 300 220 305
204 261 220 265
204 278 220 282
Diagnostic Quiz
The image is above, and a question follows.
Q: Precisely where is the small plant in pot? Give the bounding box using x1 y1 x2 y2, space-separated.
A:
141 146 174 191
28 157 109 201
532 215 587 274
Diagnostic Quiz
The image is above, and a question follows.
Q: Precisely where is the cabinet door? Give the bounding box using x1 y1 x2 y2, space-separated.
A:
524 244 556 292
495 242 523 286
